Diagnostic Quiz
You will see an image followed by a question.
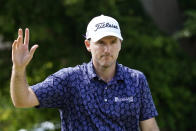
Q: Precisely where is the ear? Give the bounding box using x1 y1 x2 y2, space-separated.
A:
84 40 91 52
118 39 122 52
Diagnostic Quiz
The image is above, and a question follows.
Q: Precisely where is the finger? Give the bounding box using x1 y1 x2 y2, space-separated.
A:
18 28 23 43
12 40 18 62
24 28 29 46
15 39 19 49
17 36 23 46
12 40 17 53
12 40 17 49
29 45 39 58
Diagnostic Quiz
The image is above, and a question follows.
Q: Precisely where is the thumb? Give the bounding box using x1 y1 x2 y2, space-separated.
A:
29 44 39 58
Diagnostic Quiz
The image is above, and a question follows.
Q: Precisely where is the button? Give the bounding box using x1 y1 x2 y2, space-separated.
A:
104 99 107 102
105 87 107 90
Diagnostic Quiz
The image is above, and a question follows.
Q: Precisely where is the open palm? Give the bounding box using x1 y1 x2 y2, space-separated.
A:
12 28 38 70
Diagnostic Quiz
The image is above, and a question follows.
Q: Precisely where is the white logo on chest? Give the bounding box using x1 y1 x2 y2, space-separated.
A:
114 96 133 102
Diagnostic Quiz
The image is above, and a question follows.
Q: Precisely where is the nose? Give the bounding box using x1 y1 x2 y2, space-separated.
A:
104 44 111 54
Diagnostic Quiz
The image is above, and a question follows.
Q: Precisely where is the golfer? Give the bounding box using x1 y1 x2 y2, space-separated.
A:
11 15 159 131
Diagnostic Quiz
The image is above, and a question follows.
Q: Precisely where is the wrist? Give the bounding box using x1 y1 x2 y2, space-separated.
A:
12 65 26 73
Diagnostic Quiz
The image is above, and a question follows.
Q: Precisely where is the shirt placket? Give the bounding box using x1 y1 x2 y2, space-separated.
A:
103 85 109 102
102 81 117 104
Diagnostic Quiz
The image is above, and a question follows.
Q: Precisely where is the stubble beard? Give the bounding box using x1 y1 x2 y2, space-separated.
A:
99 55 116 69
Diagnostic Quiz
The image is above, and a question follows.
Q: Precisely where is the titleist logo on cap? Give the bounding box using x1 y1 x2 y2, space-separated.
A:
94 22 118 31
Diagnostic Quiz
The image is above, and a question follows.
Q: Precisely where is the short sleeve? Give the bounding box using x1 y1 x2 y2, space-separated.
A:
139 74 158 121
30 69 69 108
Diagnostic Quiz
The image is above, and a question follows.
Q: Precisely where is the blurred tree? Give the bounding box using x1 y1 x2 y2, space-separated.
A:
140 0 182 34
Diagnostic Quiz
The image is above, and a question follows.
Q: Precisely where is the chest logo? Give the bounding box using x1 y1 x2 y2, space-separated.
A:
114 96 133 102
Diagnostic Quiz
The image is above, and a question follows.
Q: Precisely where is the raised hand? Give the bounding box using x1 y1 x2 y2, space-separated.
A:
12 28 38 71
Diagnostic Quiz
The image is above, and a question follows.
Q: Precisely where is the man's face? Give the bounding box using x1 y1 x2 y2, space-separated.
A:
85 36 121 68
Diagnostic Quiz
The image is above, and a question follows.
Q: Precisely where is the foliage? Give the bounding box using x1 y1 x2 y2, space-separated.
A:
0 0 195 130
175 10 196 39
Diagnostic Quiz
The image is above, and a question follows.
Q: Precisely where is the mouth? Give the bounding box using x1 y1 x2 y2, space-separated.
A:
101 55 110 58
101 55 112 60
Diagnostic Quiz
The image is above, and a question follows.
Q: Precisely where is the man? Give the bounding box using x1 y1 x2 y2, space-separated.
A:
11 15 159 131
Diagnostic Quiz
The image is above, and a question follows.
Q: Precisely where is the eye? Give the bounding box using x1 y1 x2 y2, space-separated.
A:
97 40 104 45
111 39 117 44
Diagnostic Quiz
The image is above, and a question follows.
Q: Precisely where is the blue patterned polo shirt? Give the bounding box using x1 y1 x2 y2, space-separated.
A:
30 60 158 131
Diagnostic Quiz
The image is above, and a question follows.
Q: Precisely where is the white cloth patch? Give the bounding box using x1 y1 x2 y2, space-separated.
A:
114 96 133 102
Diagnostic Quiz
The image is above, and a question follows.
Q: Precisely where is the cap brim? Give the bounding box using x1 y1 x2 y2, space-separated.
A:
90 32 123 42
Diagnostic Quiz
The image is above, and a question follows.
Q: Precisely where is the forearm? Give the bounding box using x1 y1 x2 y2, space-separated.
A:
140 126 159 131
140 118 159 131
10 66 30 107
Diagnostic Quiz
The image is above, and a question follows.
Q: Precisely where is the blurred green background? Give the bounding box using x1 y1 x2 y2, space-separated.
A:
0 0 195 131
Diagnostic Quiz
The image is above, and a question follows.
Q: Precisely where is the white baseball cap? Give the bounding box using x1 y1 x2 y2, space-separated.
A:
86 15 123 42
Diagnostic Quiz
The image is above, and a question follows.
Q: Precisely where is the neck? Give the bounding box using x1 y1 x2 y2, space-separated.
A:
93 62 116 83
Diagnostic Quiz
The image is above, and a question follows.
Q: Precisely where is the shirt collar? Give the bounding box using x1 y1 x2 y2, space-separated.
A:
87 60 125 81
114 63 125 81
87 60 97 80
